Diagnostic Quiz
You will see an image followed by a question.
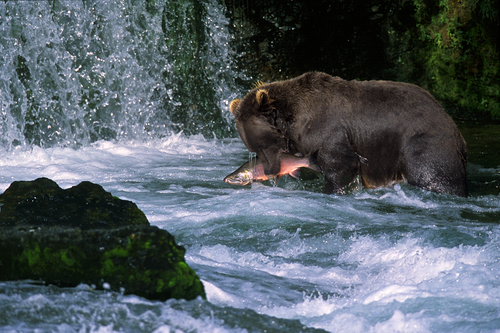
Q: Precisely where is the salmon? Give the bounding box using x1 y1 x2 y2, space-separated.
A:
224 153 321 186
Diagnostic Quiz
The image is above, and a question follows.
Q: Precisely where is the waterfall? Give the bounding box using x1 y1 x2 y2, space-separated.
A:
0 0 244 149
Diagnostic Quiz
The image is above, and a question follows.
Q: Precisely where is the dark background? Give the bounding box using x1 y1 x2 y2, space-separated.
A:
223 0 499 120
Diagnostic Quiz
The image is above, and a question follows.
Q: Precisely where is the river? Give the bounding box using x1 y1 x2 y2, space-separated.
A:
1 1 499 332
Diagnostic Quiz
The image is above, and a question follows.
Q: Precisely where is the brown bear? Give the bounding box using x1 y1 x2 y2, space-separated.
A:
229 72 467 197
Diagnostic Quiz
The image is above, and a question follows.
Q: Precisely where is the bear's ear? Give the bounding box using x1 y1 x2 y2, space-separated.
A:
229 99 241 114
255 89 273 114
255 89 269 106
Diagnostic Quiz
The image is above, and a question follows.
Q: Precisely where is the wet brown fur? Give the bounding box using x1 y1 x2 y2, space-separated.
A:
229 72 468 197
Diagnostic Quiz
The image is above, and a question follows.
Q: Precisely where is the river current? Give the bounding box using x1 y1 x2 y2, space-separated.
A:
1 136 499 332
1 0 500 332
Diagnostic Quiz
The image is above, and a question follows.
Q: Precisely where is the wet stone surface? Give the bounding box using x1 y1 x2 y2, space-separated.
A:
0 178 205 301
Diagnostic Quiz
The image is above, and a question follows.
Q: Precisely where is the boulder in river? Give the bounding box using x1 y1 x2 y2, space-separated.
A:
0 178 205 301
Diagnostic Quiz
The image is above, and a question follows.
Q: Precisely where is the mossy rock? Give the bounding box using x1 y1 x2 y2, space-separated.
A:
0 177 148 229
0 178 206 301
0 225 206 301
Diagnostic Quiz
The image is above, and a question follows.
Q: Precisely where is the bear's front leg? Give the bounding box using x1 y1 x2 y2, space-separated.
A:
318 149 359 194
323 168 359 194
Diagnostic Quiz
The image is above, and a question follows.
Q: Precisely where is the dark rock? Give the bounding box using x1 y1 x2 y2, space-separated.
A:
0 177 148 229
0 178 206 301
0 225 206 301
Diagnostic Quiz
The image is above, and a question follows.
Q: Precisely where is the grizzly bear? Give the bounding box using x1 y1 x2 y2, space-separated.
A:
229 72 467 197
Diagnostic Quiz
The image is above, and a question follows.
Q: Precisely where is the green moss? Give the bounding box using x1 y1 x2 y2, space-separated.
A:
60 249 77 267
14 241 87 281
410 0 500 118
156 278 164 293
106 246 130 258
96 232 205 300
2 225 204 301
25 242 42 268
101 258 116 274
100 245 130 277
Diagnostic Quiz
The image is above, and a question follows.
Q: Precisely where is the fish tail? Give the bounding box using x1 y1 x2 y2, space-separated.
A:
289 169 301 179
309 162 321 173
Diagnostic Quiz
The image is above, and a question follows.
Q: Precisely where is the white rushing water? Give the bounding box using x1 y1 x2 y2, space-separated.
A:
0 136 499 333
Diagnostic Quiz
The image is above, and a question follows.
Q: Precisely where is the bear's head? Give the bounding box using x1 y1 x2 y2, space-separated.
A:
230 88 286 178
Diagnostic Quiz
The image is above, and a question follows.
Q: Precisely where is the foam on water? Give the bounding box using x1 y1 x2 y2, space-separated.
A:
0 136 499 332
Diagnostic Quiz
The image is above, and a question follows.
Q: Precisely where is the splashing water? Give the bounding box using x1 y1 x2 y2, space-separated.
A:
0 137 499 332
0 0 244 149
